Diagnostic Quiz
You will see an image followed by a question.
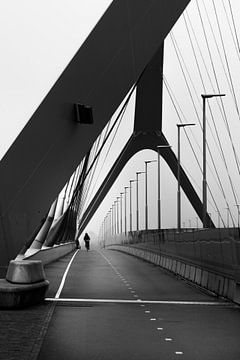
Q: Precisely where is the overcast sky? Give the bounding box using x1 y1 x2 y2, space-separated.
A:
1 1 240 238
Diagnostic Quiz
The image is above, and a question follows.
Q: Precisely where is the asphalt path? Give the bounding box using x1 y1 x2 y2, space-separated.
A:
38 249 240 359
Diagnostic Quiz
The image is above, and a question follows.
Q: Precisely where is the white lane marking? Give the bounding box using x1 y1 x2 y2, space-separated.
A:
157 328 163 330
165 338 173 341
54 250 79 299
145 310 150 313
150 318 156 321
46 297 231 306
175 352 183 355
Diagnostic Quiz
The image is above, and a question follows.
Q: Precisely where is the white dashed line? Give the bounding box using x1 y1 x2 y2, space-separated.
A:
175 351 183 355
157 327 163 331
150 318 156 321
165 338 173 341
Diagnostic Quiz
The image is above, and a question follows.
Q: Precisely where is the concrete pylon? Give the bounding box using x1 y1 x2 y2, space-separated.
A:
78 44 214 235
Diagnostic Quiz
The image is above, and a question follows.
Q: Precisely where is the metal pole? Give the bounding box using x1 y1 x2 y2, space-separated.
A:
120 193 124 233
201 94 225 228
136 174 139 231
157 147 161 230
177 125 181 233
225 207 229 228
202 96 207 228
116 197 120 234
177 124 195 232
129 180 136 232
130 181 132 232
145 162 148 231
136 172 144 231
124 187 129 236
144 160 156 231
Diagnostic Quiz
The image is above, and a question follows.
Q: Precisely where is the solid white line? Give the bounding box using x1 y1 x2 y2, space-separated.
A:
45 297 230 305
54 250 79 298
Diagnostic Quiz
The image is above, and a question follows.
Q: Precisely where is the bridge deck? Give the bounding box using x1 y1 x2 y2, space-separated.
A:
1 249 240 359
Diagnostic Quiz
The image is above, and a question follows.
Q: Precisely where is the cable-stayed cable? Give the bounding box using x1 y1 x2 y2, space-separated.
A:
163 75 227 226
196 0 239 213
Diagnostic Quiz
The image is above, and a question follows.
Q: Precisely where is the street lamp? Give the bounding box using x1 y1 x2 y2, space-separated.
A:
235 204 240 228
116 197 120 234
225 207 230 228
124 186 129 236
129 180 136 232
145 160 157 231
201 93 226 227
136 171 145 231
215 210 221 228
120 192 124 233
157 145 172 230
110 206 113 236
177 123 195 232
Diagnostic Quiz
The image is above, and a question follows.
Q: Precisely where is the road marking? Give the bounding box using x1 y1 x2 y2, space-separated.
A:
150 318 156 321
165 338 173 341
54 250 79 298
46 297 232 306
157 327 163 330
175 352 183 355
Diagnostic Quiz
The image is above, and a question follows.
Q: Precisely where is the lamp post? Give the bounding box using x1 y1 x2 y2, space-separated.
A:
110 206 113 236
201 93 226 227
136 171 145 231
116 197 120 234
235 204 240 228
120 192 124 233
129 180 136 232
145 160 157 231
177 123 195 232
215 210 221 228
225 207 230 228
157 145 171 230
124 186 129 236
113 202 116 236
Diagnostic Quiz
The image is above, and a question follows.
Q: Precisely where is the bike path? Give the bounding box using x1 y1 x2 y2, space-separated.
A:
38 249 240 360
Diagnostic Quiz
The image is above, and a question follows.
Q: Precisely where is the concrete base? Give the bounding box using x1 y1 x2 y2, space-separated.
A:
0 259 49 308
0 279 49 309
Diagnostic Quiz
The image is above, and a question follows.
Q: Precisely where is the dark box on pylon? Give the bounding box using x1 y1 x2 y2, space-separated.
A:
75 104 93 124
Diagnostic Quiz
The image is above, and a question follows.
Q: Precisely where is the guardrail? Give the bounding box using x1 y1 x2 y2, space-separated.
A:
106 228 240 304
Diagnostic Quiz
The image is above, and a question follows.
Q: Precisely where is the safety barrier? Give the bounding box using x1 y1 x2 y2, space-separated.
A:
106 228 240 304
24 242 76 266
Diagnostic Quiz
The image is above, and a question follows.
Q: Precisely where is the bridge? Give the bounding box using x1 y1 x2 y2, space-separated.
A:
0 0 240 358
